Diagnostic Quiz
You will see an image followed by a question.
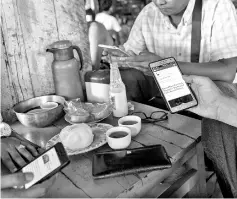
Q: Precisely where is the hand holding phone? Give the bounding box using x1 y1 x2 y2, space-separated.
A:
98 44 130 57
1 173 47 198
149 57 198 113
15 142 70 189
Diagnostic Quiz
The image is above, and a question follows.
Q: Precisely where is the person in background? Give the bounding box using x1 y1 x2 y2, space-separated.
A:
111 0 237 104
183 75 237 197
119 17 134 45
95 0 121 45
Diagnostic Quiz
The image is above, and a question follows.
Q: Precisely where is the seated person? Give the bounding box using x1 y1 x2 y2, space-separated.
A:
111 0 237 103
183 75 237 197
109 0 237 197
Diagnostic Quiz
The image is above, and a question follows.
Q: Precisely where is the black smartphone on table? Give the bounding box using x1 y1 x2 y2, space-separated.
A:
92 145 171 179
149 57 198 113
15 142 70 189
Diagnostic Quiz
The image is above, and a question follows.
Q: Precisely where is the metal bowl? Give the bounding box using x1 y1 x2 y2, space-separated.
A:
13 95 65 128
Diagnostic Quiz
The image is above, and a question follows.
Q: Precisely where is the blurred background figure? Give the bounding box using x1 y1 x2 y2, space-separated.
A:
85 0 99 22
95 0 121 45
85 0 113 70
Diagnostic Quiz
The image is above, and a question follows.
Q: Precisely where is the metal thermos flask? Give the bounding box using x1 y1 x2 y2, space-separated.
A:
46 40 84 101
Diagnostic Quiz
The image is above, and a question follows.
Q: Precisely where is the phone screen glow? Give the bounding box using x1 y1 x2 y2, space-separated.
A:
22 147 61 189
151 60 194 109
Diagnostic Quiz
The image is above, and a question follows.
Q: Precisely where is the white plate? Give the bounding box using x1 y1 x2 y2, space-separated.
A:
64 111 112 125
46 123 113 156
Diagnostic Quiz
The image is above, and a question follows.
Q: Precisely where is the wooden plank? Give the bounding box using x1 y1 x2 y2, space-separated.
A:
196 141 207 197
166 169 198 198
147 164 189 197
132 102 201 140
53 116 70 130
133 132 182 162
10 122 60 148
139 123 194 149
45 172 90 198
61 154 125 198
184 171 214 198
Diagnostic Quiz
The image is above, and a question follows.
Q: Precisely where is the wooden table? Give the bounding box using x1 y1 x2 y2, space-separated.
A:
10 102 206 198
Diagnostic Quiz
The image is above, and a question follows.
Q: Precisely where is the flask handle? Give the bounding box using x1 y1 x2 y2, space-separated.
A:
72 45 84 70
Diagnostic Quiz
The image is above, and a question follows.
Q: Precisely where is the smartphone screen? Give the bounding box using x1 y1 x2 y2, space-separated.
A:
22 144 67 189
149 57 197 113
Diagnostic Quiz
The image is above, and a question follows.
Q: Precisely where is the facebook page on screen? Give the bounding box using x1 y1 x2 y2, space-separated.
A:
151 63 193 108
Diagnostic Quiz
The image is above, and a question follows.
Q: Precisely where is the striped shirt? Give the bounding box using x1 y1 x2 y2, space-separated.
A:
124 0 237 63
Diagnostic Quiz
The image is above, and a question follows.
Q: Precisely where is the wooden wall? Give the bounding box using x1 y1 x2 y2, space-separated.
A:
1 0 92 122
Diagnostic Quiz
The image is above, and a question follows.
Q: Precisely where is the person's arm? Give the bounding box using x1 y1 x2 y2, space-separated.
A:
216 95 237 127
178 57 237 83
114 0 237 82
180 0 237 82
179 0 237 82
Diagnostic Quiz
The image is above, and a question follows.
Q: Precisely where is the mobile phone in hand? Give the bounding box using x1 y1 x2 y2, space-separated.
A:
98 44 130 57
149 57 198 113
16 142 70 189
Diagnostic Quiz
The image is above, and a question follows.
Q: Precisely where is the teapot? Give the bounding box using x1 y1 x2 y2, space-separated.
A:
47 40 84 101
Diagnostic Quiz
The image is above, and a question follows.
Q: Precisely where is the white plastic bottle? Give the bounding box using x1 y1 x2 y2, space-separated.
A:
110 63 128 117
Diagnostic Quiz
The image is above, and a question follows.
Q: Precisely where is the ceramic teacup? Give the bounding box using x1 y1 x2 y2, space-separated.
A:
106 126 131 150
118 115 141 137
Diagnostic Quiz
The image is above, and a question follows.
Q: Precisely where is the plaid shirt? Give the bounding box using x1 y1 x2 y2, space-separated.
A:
124 0 237 63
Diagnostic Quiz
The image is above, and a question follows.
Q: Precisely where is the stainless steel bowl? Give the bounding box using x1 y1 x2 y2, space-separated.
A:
13 95 65 128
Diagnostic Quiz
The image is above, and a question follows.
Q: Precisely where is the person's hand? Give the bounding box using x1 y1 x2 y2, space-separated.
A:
111 52 162 75
1 172 46 198
183 75 224 119
102 45 132 57
1 137 41 173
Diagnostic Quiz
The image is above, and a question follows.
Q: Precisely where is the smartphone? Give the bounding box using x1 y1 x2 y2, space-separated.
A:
92 145 171 179
98 44 130 56
149 57 198 113
18 142 70 189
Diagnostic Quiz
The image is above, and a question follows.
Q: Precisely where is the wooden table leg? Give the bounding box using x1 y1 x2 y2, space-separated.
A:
196 141 207 197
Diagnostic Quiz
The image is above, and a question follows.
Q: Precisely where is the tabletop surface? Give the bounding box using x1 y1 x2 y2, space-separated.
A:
10 102 202 198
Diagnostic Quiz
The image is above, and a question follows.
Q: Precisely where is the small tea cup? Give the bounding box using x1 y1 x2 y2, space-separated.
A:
118 115 141 137
106 126 131 150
